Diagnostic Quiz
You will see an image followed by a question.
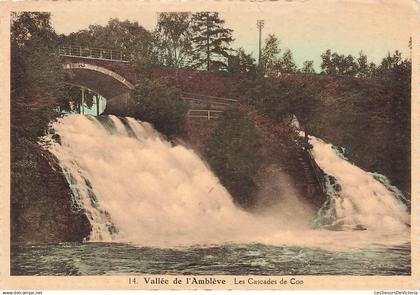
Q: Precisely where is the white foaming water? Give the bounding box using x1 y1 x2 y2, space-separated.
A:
309 136 410 232
41 115 410 250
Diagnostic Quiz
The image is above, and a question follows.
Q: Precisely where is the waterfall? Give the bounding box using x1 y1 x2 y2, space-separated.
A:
40 115 410 250
309 136 410 231
42 115 259 246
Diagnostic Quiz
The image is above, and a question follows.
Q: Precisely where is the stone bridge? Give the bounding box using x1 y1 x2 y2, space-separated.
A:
59 46 138 115
59 46 237 117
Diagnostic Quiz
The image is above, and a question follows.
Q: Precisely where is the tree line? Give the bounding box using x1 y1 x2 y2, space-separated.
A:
61 12 234 72
60 12 411 80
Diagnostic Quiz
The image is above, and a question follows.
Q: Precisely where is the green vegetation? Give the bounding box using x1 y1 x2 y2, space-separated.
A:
132 79 188 138
11 12 91 243
260 34 281 72
259 34 299 74
230 49 411 194
205 107 262 207
301 60 315 74
61 18 157 75
154 12 234 71
327 55 411 193
278 48 298 74
11 12 64 138
228 48 257 77
190 12 234 71
321 50 373 77
234 75 322 136
154 12 195 68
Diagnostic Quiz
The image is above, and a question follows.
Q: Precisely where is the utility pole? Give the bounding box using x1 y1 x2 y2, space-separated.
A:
206 12 211 71
257 20 264 66
409 36 412 61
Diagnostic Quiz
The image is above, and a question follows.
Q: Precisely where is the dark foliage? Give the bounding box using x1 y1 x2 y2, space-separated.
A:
61 18 157 76
190 12 234 71
232 50 411 194
154 12 195 68
132 79 188 138
205 107 262 207
11 12 91 243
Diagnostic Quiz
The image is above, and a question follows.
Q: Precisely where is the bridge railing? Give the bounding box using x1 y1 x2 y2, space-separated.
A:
182 92 238 105
187 109 224 120
58 45 130 63
181 92 238 111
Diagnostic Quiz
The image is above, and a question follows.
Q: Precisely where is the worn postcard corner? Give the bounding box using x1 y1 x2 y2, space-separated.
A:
0 0 419 291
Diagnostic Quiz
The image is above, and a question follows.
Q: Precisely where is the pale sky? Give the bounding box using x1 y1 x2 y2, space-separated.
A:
49 0 417 69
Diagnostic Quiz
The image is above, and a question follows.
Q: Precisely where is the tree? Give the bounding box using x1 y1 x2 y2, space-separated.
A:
190 12 234 71
375 50 408 78
320 49 334 75
132 79 188 137
341 54 358 76
321 50 358 77
205 107 262 207
11 12 63 97
368 62 377 77
11 12 65 138
154 12 194 68
64 19 153 57
287 81 322 136
261 34 281 72
301 60 315 74
240 74 323 137
11 12 56 48
62 18 157 76
376 51 411 191
228 47 256 76
356 51 369 78
277 48 297 73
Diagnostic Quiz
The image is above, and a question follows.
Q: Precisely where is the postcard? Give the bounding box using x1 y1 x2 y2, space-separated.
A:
0 0 418 291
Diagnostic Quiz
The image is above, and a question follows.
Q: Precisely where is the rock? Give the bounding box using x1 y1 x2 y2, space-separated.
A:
52 133 61 145
11 141 92 244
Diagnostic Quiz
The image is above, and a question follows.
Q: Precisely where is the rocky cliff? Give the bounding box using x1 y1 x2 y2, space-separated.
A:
11 135 91 244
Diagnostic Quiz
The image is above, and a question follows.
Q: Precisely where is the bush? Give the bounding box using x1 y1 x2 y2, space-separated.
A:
132 79 188 137
204 107 262 207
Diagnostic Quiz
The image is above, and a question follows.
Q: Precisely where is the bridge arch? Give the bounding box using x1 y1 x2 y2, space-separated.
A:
63 63 135 90
62 62 137 115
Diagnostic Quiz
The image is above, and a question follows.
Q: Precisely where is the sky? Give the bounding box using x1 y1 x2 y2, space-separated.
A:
49 0 417 70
